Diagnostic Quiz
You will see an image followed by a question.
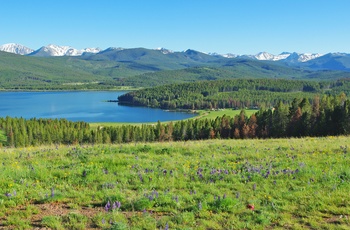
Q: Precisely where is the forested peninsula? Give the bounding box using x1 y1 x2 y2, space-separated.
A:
117 78 350 110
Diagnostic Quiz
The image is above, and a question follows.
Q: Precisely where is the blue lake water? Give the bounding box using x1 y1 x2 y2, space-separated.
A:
0 91 195 122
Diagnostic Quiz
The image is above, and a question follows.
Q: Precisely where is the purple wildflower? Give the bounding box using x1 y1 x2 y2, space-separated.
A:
236 192 240 198
198 201 202 210
165 222 169 230
105 201 111 212
51 188 55 198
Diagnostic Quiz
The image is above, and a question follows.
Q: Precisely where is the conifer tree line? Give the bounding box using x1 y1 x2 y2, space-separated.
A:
0 94 349 147
117 78 350 110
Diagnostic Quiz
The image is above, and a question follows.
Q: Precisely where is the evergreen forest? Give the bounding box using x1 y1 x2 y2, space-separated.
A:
117 78 350 109
1 93 349 147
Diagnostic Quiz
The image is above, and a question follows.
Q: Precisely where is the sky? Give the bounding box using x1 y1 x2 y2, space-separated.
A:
1 0 350 55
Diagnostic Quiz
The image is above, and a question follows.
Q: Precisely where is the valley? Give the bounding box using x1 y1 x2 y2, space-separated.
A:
1 43 350 229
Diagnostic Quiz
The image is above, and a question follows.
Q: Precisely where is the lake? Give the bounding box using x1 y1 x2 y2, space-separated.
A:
0 91 195 122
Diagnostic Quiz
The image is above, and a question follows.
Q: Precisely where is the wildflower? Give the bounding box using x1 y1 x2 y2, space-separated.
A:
165 222 169 230
153 190 159 198
5 193 11 197
105 201 111 212
236 192 240 198
252 183 257 191
51 188 55 198
198 201 202 210
247 204 255 210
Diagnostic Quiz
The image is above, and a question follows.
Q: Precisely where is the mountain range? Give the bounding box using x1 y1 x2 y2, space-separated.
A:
0 43 101 57
1 42 350 90
0 43 329 63
2 42 350 72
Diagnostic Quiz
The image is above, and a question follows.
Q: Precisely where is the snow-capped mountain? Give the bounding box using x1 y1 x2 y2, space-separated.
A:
208 52 237 58
296 53 324 62
0 42 333 65
155 47 173 54
251 52 323 62
29 44 101 57
0 43 34 55
254 52 291 61
221 53 237 58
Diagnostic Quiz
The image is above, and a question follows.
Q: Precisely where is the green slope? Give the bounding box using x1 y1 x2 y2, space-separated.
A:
1 48 350 90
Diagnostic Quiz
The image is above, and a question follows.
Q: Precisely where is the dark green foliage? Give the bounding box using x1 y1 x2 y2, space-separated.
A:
118 78 337 110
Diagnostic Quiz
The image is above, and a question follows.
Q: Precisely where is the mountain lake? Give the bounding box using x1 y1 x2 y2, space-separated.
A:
0 91 196 123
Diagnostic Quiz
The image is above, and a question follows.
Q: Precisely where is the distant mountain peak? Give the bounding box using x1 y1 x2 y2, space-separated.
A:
29 44 101 57
0 43 34 55
155 47 173 54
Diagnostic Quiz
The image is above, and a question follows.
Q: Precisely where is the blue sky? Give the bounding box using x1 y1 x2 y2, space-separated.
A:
1 0 349 54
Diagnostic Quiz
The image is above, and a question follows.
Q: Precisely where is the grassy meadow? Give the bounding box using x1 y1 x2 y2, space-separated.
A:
0 136 349 229
89 109 258 129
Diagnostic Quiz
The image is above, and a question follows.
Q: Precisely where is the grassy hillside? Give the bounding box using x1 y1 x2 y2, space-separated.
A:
0 137 349 229
112 64 350 87
2 50 350 90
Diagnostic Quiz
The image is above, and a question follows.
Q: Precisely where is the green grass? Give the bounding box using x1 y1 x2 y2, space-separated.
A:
89 109 258 128
194 109 258 120
0 137 349 229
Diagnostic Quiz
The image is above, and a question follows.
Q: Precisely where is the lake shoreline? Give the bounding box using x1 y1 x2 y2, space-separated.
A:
0 91 196 123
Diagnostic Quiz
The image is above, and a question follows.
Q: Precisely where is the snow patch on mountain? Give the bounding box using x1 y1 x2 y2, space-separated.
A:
0 43 34 55
254 52 291 61
297 53 324 62
31 44 101 56
155 47 173 54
